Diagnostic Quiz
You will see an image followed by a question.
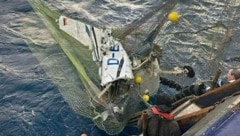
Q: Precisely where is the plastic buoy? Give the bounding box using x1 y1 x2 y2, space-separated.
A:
142 94 150 102
134 75 142 84
168 12 179 23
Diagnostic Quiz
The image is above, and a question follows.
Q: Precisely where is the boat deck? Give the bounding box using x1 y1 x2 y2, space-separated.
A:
183 93 240 136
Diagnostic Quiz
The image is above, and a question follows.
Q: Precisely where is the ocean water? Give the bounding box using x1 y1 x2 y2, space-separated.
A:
0 0 108 136
1 0 240 136
0 0 141 135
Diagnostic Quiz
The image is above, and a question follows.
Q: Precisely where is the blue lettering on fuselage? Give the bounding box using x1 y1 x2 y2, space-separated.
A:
107 45 120 65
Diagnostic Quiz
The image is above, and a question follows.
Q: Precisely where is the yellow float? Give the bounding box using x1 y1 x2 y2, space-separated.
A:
134 75 142 84
142 94 150 102
168 11 179 23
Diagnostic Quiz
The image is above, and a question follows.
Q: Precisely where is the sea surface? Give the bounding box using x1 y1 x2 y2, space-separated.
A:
0 0 239 136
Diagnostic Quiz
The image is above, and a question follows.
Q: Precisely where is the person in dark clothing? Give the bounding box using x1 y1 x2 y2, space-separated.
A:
138 93 182 136
217 68 240 86
160 76 206 101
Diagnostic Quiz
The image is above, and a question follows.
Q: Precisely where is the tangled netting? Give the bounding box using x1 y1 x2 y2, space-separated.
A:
28 0 240 135
156 0 240 86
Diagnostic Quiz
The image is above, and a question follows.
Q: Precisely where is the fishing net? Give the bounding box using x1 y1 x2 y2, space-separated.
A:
157 0 240 86
27 0 240 135
27 0 144 135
